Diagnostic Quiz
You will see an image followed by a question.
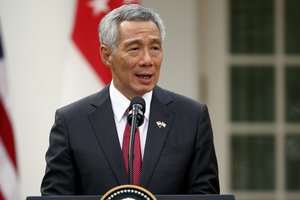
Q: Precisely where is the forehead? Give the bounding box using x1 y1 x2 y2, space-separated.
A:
118 21 161 43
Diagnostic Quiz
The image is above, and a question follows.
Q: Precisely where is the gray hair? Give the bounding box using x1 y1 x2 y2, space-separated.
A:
99 4 166 51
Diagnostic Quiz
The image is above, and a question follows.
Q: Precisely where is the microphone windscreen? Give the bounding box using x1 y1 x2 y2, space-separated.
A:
129 97 146 114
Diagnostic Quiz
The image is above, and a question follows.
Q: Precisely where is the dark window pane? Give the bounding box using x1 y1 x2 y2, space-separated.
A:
230 0 274 54
231 135 275 190
285 0 300 54
231 66 275 122
285 67 300 122
286 134 300 191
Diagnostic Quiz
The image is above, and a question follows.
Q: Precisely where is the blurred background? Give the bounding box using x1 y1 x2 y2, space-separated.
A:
0 0 300 200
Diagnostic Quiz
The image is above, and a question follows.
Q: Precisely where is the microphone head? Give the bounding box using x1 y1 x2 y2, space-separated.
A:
127 97 146 127
129 96 146 113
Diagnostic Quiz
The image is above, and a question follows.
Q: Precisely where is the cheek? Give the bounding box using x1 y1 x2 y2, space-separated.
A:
119 56 136 69
154 54 163 65
154 60 162 71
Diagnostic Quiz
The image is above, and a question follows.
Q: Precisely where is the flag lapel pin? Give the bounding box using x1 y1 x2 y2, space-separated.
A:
156 121 166 128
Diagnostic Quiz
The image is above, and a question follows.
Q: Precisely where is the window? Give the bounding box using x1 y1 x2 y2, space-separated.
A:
229 0 300 199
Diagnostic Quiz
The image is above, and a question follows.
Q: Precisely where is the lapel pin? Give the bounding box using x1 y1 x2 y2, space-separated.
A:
156 121 166 128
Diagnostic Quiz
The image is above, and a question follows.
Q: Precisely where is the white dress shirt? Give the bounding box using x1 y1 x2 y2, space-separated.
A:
109 81 152 159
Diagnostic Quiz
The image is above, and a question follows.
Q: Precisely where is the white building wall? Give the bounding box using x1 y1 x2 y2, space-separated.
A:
0 0 227 198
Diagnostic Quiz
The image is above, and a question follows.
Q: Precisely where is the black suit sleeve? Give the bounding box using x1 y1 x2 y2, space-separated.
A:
187 104 220 194
41 110 78 195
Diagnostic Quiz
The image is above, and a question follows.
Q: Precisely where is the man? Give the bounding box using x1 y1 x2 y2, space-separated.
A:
41 4 219 195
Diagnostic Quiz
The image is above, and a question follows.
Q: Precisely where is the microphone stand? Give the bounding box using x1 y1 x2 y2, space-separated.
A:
128 105 139 185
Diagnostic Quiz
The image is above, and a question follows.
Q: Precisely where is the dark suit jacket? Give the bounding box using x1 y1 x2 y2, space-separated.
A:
41 85 219 195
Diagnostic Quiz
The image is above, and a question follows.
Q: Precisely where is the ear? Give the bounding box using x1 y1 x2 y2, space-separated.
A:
100 45 113 67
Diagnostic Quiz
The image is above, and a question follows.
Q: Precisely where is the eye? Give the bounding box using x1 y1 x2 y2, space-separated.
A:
127 44 140 51
130 47 139 51
151 46 162 55
151 45 161 51
127 47 140 55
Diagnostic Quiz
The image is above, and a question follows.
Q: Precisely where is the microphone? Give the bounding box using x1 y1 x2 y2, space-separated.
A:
126 97 145 185
127 97 146 127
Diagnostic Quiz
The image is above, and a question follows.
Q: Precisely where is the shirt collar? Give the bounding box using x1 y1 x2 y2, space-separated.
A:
109 81 152 122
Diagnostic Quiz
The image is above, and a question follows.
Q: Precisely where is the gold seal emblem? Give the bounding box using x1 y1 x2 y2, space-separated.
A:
101 185 157 200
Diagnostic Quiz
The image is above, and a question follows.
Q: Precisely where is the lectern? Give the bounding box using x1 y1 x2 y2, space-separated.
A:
27 195 235 200
28 195 235 200
32 185 235 200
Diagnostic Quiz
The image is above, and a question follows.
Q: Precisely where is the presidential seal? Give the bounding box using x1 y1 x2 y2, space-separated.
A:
100 185 156 200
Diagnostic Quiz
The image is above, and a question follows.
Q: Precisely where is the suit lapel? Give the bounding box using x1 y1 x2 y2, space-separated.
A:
140 86 174 188
88 86 129 185
87 86 175 187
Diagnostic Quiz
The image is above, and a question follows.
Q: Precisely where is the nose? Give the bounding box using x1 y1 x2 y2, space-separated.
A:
140 48 153 67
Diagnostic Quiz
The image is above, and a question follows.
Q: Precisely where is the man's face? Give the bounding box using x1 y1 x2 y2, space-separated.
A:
102 20 163 100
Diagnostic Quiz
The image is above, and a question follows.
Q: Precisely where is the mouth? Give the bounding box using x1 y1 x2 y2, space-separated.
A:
136 74 152 79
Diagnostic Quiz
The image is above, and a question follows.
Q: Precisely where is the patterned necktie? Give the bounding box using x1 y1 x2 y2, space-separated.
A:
122 123 142 185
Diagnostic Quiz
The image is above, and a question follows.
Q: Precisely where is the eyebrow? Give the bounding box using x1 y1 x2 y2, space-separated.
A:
124 38 162 47
124 39 142 47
